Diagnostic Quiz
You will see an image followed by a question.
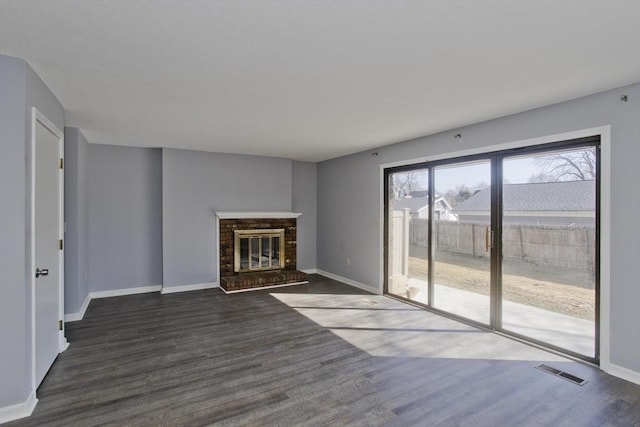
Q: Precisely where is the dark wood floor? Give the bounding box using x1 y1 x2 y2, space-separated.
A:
8 275 640 426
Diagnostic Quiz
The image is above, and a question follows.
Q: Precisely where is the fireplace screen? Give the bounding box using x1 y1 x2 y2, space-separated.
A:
234 229 285 273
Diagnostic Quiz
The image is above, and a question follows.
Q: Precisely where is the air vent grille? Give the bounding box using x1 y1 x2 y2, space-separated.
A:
536 364 587 386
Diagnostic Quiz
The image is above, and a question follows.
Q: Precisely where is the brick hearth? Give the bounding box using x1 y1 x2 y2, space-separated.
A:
220 270 308 293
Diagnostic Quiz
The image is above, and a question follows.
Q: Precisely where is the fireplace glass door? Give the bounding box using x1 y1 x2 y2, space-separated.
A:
234 229 285 273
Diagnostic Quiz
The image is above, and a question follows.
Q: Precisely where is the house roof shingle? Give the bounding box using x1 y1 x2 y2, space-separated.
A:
393 195 451 212
453 180 595 213
393 196 430 212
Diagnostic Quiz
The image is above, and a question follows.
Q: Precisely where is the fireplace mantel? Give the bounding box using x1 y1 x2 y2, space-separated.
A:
215 212 302 219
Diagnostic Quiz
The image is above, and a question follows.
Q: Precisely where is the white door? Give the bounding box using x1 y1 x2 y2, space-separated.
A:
34 115 63 387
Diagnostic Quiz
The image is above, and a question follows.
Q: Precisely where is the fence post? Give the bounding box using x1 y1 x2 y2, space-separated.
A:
402 208 410 277
472 223 475 256
389 209 410 294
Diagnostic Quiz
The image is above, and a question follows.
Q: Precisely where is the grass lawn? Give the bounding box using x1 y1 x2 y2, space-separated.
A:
408 248 595 321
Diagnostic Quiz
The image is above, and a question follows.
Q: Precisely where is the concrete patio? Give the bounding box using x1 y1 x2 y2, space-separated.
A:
406 278 595 357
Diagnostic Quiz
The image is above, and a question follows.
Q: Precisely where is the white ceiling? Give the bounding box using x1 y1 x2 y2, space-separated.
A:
1 1 639 162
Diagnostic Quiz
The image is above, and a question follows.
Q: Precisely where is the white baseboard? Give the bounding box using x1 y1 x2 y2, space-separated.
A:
301 268 318 274
602 362 640 385
220 281 309 294
315 270 379 294
0 389 37 424
161 282 218 294
89 285 162 299
64 293 91 322
64 282 224 321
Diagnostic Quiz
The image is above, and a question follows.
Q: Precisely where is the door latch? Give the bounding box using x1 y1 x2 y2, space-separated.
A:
35 268 49 278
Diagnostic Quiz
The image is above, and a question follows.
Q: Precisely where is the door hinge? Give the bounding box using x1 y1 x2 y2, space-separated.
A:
59 158 64 169
58 320 63 331
59 239 64 250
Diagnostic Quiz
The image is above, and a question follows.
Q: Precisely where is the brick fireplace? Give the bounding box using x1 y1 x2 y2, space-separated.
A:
216 212 309 293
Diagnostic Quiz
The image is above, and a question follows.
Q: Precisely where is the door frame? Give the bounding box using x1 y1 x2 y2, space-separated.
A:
379 126 611 367
29 107 67 394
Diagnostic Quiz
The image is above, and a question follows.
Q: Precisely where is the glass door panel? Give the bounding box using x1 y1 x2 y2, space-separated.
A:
432 160 491 325
501 147 597 357
387 168 429 303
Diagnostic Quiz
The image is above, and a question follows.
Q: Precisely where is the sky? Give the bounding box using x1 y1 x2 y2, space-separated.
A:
401 156 539 194
436 156 541 192
393 144 596 194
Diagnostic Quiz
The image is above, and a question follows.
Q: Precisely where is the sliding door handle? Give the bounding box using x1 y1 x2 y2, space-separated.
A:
485 227 494 251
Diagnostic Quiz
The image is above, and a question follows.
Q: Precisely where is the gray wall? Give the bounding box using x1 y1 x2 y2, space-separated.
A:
87 144 163 292
64 127 90 314
0 55 64 408
0 54 29 409
317 82 640 374
317 152 380 282
63 146 319 298
292 161 318 271
162 148 293 287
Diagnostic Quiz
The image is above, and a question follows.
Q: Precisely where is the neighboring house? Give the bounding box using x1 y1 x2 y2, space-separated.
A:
453 180 595 225
393 195 458 221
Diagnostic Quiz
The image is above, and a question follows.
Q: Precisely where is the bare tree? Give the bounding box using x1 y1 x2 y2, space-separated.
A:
530 148 596 182
391 171 427 201
442 182 487 207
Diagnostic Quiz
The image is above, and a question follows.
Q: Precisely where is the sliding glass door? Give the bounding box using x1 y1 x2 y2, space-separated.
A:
384 137 599 362
386 167 429 303
500 146 597 357
432 160 492 325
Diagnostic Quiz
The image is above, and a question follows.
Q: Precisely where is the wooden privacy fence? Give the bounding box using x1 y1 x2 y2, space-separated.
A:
408 218 596 272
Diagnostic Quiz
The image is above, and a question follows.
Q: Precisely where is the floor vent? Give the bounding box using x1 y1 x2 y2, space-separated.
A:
536 364 587 386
